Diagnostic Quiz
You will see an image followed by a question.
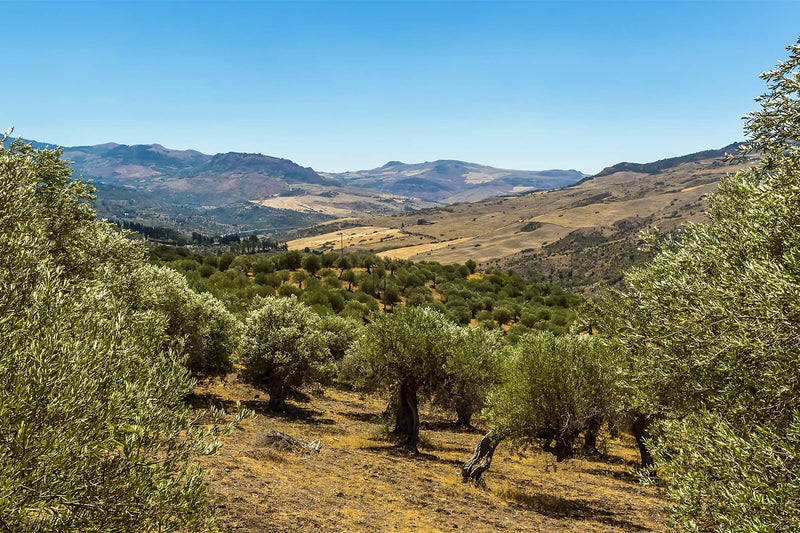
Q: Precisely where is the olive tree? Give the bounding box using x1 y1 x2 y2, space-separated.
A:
0 135 242 532
434 327 503 427
239 296 332 410
128 265 240 375
342 307 459 452
462 332 621 483
600 39 800 531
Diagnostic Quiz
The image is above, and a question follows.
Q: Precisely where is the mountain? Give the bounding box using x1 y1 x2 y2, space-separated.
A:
289 144 752 289
59 143 327 205
19 140 437 234
322 160 585 203
593 143 742 177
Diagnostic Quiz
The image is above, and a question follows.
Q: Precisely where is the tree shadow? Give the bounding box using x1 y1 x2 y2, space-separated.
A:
580 465 638 483
420 420 485 434
338 410 381 423
496 488 650 531
186 392 335 425
360 443 460 466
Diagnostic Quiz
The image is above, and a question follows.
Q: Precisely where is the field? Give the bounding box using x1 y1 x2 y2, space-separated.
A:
195 376 664 532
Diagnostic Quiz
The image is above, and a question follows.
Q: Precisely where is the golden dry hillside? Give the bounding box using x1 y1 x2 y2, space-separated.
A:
289 147 751 288
195 376 664 532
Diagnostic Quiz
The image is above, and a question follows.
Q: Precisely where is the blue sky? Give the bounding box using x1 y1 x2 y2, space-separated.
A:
4 1 800 173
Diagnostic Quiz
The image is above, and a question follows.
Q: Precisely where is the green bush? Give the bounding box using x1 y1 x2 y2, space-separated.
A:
486 332 620 460
239 296 332 411
435 327 503 426
0 137 240 531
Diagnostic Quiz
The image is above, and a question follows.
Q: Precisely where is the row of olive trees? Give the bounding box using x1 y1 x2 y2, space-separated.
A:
333 305 622 460
0 135 245 532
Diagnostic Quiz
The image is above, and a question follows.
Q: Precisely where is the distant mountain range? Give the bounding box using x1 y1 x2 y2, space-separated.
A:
15 138 585 234
289 143 749 288
322 160 584 203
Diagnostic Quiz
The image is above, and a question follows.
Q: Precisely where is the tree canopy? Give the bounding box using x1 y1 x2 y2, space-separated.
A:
0 135 242 531
599 39 800 531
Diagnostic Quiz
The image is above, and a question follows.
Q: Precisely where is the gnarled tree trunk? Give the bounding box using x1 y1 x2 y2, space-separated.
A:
455 402 473 428
393 379 420 452
268 373 287 411
551 433 578 462
583 416 602 454
462 432 503 483
631 414 654 468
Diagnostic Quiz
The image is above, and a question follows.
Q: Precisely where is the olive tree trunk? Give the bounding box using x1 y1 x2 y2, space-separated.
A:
393 379 420 452
582 416 602 454
631 414 654 468
462 432 503 483
455 402 473 428
268 373 287 411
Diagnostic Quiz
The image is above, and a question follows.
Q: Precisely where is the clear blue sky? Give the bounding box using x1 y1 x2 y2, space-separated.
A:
4 1 800 174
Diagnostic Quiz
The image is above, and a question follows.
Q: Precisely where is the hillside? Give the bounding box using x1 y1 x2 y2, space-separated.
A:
323 160 584 203
196 377 664 533
289 144 750 288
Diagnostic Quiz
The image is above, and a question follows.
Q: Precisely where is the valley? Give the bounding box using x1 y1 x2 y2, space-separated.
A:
290 144 750 288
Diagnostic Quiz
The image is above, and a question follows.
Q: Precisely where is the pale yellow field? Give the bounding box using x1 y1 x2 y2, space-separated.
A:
376 237 472 259
256 196 352 216
289 226 404 252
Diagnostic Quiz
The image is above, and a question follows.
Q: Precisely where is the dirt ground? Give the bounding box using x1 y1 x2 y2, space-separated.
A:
194 376 664 533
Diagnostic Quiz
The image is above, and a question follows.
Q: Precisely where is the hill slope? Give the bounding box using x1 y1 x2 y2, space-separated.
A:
290 144 750 288
197 377 664 532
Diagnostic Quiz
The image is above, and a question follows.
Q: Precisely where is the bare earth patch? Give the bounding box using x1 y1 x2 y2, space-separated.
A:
195 376 664 532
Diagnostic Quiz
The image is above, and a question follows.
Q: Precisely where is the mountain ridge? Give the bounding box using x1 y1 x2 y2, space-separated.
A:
288 142 751 289
322 159 585 203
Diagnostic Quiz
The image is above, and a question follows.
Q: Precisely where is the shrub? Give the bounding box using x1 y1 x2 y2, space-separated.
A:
239 296 332 410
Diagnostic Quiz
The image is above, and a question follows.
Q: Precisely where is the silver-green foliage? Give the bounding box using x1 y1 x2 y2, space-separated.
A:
132 265 240 375
435 327 503 426
485 332 620 457
607 39 800 532
318 313 362 362
342 306 459 393
238 296 333 408
0 137 239 531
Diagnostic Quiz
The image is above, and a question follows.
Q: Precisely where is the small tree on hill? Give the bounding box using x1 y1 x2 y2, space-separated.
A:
462 332 620 483
342 307 459 452
302 253 322 277
239 296 332 411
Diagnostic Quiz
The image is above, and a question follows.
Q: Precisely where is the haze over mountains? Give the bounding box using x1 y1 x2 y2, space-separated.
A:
322 161 584 203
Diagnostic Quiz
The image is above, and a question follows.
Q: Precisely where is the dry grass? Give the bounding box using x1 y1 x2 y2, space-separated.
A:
194 376 664 532
289 226 405 252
